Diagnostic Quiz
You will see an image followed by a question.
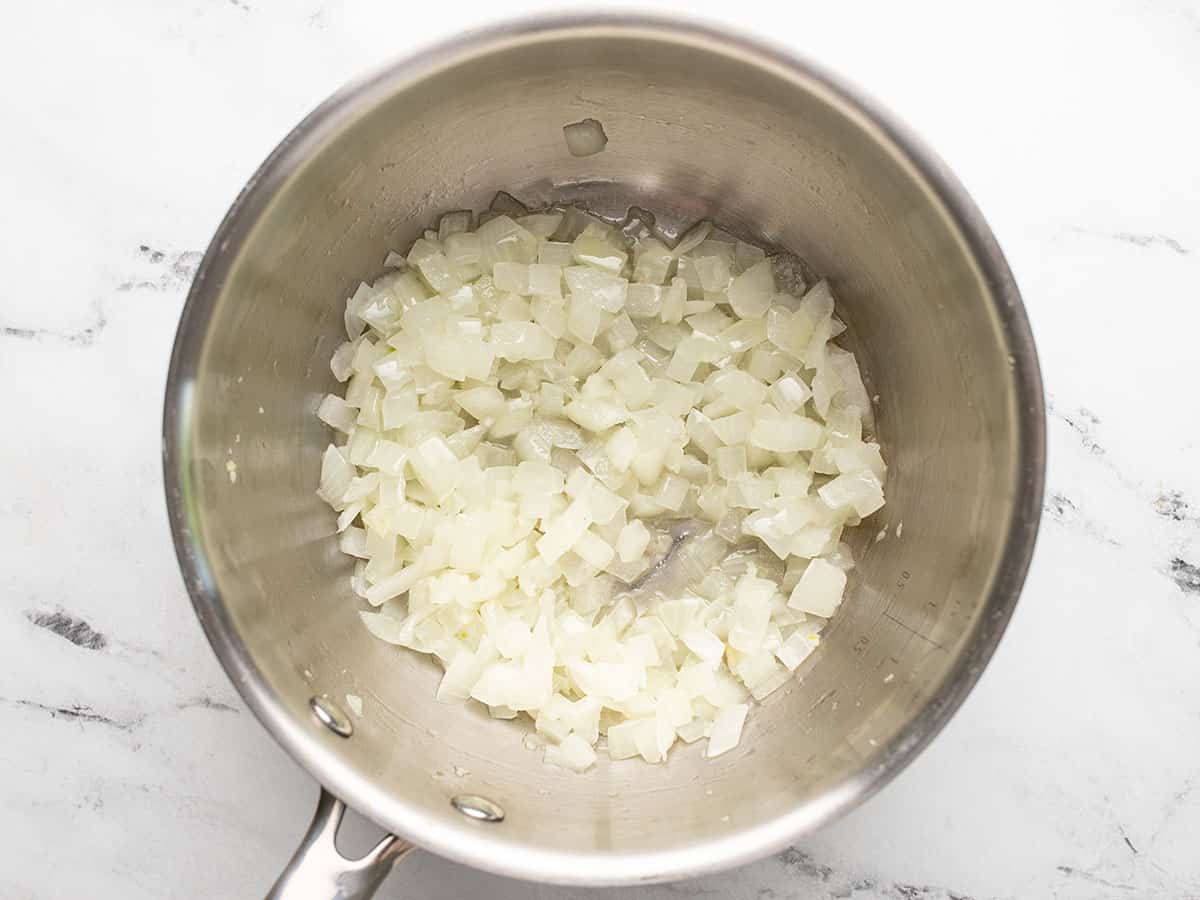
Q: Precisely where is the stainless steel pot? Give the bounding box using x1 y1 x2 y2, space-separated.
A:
164 14 1044 898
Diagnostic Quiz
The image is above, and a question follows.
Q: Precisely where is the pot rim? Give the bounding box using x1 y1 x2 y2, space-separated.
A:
163 11 1045 885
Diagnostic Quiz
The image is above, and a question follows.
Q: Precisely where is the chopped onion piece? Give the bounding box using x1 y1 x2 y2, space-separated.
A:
518 213 564 239
317 395 357 432
544 733 597 771
491 321 556 362
787 558 846 617
616 520 651 562
682 626 725 663
750 414 822 452
706 703 749 758
673 220 713 257
562 118 608 157
572 235 626 274
776 626 820 671
818 470 886 518
564 398 630 432
409 435 461 500
318 445 355 506
724 256 772 321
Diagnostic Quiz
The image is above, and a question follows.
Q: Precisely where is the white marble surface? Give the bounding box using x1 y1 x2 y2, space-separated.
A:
3 0 1199 897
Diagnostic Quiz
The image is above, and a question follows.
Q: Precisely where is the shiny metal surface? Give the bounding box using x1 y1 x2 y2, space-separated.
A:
266 789 413 900
311 696 354 739
450 795 506 824
164 14 1045 888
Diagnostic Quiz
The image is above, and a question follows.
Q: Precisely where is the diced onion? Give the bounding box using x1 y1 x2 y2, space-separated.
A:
787 558 847 617
562 118 608 158
316 197 887 771
706 703 749 758
544 733 598 770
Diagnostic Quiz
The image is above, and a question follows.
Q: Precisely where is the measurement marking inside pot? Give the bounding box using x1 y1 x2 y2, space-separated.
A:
882 612 946 651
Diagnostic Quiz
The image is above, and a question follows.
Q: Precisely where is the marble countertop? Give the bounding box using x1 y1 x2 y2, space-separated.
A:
3 0 1199 897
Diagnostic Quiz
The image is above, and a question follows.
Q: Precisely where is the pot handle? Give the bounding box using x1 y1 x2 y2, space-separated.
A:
266 788 414 900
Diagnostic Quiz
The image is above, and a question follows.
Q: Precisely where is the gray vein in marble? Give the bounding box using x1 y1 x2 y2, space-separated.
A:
0 301 107 346
1069 227 1190 255
661 881 720 896
26 608 107 651
1055 405 1105 456
766 848 974 900
1155 490 1192 523
1047 403 1200 600
1046 400 1178 518
1056 864 1136 891
1048 401 1131 493
1167 557 1200 594
1043 491 1120 546
892 885 972 900
1 697 144 731
1045 492 1077 520
834 882 879 900
777 847 834 882
1106 233 1188 254
1149 776 1198 849
1048 402 1200 549
177 696 240 714
2 243 200 346
116 244 203 292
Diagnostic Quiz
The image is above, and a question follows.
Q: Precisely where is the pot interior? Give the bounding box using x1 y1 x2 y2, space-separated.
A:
167 20 1042 884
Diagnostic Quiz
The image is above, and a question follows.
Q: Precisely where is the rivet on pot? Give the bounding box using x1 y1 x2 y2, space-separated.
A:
310 695 353 738
451 794 505 823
